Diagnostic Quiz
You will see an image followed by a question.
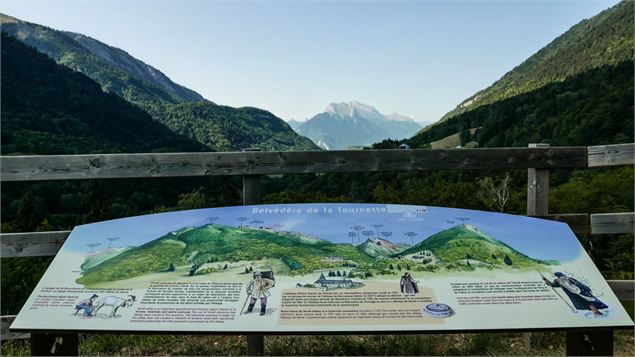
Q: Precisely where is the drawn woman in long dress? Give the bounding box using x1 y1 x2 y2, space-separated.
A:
400 272 419 296
543 272 608 316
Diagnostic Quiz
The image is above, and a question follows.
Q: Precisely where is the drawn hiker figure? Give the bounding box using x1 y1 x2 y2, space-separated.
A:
245 271 275 316
74 294 98 317
542 272 608 317
400 272 419 296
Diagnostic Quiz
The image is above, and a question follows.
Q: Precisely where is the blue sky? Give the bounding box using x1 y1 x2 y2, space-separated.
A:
1 0 619 124
66 204 581 262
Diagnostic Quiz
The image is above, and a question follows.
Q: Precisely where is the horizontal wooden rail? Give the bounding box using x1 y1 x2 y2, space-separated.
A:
1 315 29 340
0 147 588 182
588 143 635 167
1 231 71 258
590 213 634 235
539 214 589 234
607 280 635 301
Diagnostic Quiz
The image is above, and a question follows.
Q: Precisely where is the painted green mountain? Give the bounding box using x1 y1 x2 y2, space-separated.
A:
397 224 555 269
0 14 319 152
76 224 373 285
1 33 207 154
432 0 633 125
358 238 410 258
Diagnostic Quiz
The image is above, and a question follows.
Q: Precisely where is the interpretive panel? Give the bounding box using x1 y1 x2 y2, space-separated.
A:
11 204 634 333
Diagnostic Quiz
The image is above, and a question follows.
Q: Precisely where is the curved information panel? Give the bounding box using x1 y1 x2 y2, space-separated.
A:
11 204 634 334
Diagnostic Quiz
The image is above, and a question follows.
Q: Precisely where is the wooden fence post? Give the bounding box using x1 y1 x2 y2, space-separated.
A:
527 143 550 216
527 143 613 355
525 143 551 346
243 148 262 206
242 148 264 355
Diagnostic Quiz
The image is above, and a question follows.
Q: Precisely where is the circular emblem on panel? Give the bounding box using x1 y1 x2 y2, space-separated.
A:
423 303 455 318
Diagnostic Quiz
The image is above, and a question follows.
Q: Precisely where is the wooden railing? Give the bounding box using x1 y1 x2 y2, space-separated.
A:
1 143 633 356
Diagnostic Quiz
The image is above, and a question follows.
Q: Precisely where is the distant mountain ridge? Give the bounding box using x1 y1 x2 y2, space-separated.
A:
296 101 422 149
65 32 204 102
0 13 319 152
0 13 200 105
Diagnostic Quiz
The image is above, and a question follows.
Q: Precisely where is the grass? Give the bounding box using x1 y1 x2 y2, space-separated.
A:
429 128 478 149
2 331 634 356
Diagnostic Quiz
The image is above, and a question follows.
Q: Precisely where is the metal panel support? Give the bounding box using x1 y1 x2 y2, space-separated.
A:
247 334 265 356
566 330 613 356
30 333 78 356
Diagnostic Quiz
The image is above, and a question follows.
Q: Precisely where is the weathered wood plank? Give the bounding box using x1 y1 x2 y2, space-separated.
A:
0 147 588 182
1 315 29 340
608 280 635 301
588 143 635 167
1 231 70 258
242 148 262 206
540 214 589 234
590 213 634 235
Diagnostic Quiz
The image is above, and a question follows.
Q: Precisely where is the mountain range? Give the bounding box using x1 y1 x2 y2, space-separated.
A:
294 101 422 150
0 13 319 152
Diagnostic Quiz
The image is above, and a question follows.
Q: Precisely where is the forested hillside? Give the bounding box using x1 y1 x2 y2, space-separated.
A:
405 60 633 148
435 0 633 124
0 14 319 151
161 103 319 151
0 33 207 154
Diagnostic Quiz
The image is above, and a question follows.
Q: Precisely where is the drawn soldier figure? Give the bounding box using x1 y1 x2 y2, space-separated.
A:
245 271 275 316
400 272 419 296
543 272 608 316
74 294 98 317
